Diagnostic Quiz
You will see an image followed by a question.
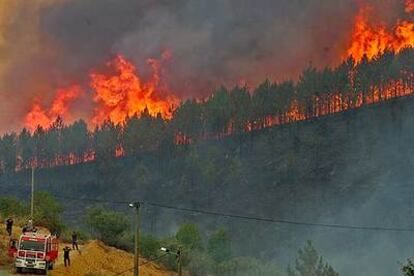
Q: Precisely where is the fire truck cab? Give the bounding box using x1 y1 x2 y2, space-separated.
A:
14 232 58 274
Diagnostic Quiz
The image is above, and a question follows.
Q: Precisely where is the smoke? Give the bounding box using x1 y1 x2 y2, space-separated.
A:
309 174 414 275
0 0 90 133
293 106 414 275
0 0 406 132
41 0 356 95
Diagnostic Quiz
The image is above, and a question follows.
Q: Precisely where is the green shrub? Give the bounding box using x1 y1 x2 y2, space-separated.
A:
0 196 26 218
84 206 130 248
32 191 64 233
288 240 338 276
176 223 203 250
140 234 160 259
0 193 65 234
207 229 231 263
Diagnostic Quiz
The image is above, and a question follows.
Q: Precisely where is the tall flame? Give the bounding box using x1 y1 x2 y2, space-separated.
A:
346 3 414 62
24 85 81 131
90 53 178 126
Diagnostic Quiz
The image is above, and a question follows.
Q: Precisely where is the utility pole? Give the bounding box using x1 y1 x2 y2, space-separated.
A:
30 167 35 220
129 202 141 276
161 247 182 276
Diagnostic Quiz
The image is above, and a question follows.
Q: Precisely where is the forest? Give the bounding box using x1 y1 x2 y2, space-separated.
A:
0 49 413 274
0 48 413 173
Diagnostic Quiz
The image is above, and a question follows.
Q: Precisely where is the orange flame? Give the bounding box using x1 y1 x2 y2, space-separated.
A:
90 53 179 126
24 85 81 131
346 4 414 62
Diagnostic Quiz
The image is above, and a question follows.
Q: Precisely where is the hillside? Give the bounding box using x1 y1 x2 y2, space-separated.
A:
51 241 175 276
0 221 175 276
2 93 414 275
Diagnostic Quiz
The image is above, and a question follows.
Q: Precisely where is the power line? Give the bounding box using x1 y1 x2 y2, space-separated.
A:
51 194 414 233
144 201 414 232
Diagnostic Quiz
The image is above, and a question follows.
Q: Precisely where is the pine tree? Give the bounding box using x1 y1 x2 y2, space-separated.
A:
288 241 339 276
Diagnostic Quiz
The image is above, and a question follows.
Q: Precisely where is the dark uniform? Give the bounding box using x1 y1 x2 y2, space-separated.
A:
5 218 13 236
63 246 71 267
71 232 79 250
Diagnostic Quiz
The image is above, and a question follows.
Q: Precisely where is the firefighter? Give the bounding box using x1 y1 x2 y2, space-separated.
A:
8 239 17 258
71 231 79 250
63 246 71 267
22 221 30 233
5 217 13 236
22 219 37 234
27 219 36 232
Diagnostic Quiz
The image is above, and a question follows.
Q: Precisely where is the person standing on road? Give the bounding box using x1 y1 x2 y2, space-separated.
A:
5 217 13 236
63 246 71 267
71 231 79 250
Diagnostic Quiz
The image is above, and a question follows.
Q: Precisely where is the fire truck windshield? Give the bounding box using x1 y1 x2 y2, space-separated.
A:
19 240 44 251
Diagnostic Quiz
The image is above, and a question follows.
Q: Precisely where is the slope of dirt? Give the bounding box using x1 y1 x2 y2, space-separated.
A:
50 240 176 276
0 220 173 276
0 227 12 268
0 218 25 269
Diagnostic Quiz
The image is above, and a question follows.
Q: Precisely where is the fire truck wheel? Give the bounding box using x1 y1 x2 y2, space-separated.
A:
40 268 48 275
48 262 54 270
15 267 22 273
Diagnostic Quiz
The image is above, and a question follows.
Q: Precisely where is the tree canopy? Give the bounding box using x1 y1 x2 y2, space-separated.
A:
0 49 412 173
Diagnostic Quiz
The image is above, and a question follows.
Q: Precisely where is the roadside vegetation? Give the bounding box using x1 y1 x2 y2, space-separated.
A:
0 194 342 275
2 190 414 275
82 205 342 275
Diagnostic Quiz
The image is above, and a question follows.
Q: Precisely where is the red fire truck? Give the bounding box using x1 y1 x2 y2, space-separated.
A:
13 232 59 274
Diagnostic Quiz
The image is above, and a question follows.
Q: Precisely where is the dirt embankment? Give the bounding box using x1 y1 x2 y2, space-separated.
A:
0 220 23 269
0 219 175 276
50 240 176 276
0 229 12 268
